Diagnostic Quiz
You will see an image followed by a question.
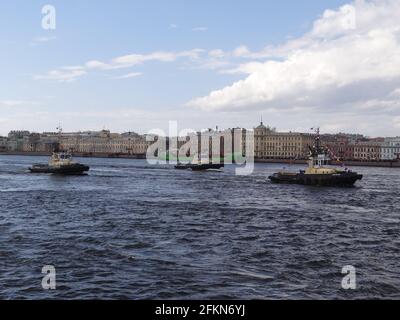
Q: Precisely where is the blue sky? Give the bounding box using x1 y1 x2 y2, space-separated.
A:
1 0 399 136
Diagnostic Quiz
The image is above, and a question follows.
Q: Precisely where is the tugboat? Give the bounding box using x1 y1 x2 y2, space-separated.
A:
268 129 363 187
29 146 90 175
175 157 224 171
175 162 224 171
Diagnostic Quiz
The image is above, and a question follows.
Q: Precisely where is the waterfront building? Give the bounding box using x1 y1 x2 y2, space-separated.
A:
38 133 62 152
61 130 114 154
230 128 248 159
114 132 149 155
254 122 314 160
65 130 108 153
7 131 30 151
1 127 398 164
200 129 229 162
8 130 30 138
166 128 248 163
196 128 248 162
382 137 400 160
322 134 355 161
167 129 219 161
22 133 41 152
1 129 149 156
353 139 383 161
60 130 149 155
0 136 7 151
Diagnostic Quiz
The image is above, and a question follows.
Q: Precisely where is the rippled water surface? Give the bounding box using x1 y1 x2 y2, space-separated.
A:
0 155 399 299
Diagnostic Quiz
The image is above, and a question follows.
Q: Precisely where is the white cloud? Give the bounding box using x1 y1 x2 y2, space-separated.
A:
37 49 204 81
115 72 143 79
109 50 204 68
233 45 251 58
182 49 234 72
208 49 225 59
390 88 400 98
311 4 357 37
110 51 177 68
219 62 265 75
187 0 400 122
34 67 87 82
86 60 110 69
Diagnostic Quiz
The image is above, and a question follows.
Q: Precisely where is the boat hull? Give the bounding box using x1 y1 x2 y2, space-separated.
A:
269 172 363 187
175 163 224 171
29 164 90 175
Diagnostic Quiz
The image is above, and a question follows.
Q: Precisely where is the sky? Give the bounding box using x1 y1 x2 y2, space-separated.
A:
0 0 399 137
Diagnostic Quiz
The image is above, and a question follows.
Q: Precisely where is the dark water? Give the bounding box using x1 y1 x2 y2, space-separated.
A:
0 155 399 299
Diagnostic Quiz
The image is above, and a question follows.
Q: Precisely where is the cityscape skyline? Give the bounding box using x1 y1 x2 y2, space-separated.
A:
0 120 397 139
2 121 400 163
1 0 400 137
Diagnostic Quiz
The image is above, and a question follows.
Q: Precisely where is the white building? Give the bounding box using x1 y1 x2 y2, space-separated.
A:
382 137 400 160
7 131 30 151
0 136 8 151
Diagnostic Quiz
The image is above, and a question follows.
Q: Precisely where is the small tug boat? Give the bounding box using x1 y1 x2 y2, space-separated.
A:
29 148 90 175
175 156 224 171
268 129 363 187
175 162 224 171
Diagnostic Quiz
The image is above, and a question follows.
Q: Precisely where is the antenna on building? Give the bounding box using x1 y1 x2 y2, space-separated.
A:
260 115 263 125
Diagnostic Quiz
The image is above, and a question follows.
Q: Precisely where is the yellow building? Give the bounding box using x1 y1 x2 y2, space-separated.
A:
254 122 314 159
353 140 382 161
60 130 149 155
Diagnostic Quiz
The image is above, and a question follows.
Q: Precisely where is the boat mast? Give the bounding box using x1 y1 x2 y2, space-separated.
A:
54 124 63 152
314 127 321 151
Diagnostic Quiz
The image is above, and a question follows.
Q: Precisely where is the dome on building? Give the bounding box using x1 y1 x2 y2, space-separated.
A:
256 121 267 130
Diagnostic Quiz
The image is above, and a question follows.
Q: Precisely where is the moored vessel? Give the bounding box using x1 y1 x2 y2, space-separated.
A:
268 129 363 187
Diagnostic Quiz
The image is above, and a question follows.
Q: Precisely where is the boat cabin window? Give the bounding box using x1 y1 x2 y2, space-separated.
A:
314 159 328 166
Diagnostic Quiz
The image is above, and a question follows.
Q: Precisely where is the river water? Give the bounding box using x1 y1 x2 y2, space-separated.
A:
0 155 399 299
